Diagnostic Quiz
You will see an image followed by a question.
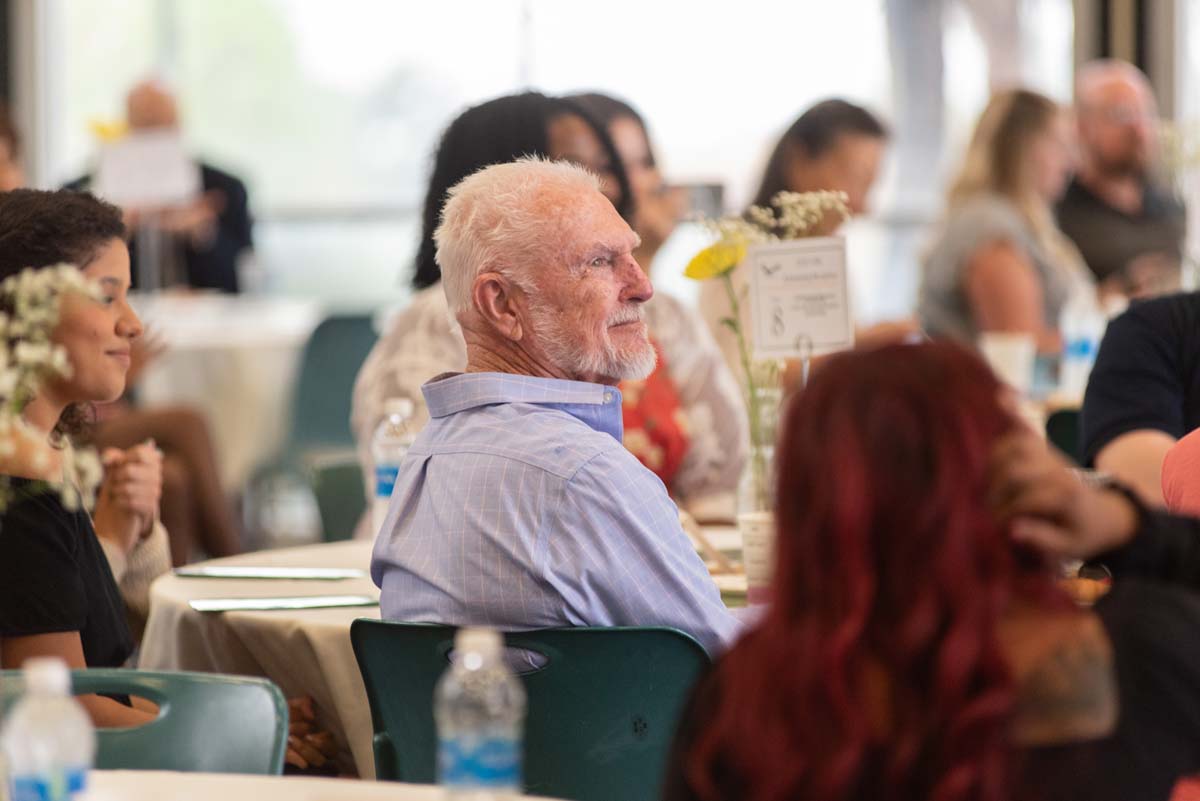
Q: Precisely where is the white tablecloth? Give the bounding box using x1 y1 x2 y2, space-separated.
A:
139 536 746 779
132 293 322 490
139 541 380 777
85 770 562 801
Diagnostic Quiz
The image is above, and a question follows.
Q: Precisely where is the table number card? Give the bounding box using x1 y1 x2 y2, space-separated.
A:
746 236 854 360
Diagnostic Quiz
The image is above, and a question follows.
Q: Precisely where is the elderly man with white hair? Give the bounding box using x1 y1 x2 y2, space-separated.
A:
369 158 741 654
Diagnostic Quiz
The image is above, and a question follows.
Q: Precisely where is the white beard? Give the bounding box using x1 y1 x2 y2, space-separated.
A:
529 301 657 382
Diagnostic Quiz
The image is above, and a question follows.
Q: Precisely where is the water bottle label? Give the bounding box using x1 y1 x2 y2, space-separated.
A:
374 464 400 500
10 767 87 801
438 736 520 788
1065 337 1096 359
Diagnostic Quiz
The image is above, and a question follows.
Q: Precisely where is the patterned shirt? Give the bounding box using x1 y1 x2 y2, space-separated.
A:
351 285 748 523
369 372 743 655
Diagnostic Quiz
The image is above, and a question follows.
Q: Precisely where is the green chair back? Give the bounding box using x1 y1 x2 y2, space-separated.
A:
1046 408 1081 463
307 452 366 541
0 669 287 774
288 313 378 455
350 620 710 801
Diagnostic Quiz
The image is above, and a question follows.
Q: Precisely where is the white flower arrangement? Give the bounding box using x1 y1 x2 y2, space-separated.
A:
685 190 850 511
0 264 105 511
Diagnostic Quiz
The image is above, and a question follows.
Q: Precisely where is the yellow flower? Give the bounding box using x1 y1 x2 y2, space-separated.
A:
88 119 129 143
684 240 746 281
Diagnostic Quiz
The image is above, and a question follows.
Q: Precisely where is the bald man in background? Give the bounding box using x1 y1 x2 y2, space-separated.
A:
1057 59 1185 302
69 81 253 293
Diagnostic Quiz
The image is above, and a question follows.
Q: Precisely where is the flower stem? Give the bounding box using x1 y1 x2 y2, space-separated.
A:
722 271 770 510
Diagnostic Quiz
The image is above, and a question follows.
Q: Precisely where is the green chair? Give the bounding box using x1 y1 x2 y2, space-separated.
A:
351 620 710 801
1046 408 1081 463
245 313 378 545
307 451 366 541
0 669 288 775
288 313 379 455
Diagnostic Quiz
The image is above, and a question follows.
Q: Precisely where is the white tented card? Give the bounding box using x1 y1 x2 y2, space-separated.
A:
746 236 854 359
95 129 202 208
189 595 379 612
174 566 367 580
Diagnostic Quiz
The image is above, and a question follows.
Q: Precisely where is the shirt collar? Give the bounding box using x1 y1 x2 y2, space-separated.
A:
421 372 625 441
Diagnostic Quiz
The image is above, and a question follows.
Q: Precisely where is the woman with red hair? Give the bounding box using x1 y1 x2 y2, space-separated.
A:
665 341 1200 801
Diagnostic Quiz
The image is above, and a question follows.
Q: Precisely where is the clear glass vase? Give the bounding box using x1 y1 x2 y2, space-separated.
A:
738 367 782 515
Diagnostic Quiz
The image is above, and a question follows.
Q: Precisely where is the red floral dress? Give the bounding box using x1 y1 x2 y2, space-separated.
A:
619 340 690 489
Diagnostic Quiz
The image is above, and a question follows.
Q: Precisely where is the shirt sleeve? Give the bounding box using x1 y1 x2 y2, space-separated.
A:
1081 304 1186 465
541 444 743 656
1097 490 1200 586
0 496 88 637
1161 429 1200 516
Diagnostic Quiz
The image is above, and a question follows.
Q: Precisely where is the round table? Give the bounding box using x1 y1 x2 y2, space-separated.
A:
132 293 322 490
85 770 562 800
139 541 381 777
139 536 747 779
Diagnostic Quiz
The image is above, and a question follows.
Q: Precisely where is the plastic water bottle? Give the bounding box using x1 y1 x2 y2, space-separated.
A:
1058 294 1107 402
435 627 526 799
1 659 95 801
371 397 416 536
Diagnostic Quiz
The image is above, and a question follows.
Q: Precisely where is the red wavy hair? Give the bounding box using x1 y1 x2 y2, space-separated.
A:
684 341 1070 801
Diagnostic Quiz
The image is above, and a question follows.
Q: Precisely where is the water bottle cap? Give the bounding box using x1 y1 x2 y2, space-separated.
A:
455 627 502 659
385 397 414 419
22 657 70 695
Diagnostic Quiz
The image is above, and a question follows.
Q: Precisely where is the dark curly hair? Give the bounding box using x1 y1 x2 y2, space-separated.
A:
0 188 128 442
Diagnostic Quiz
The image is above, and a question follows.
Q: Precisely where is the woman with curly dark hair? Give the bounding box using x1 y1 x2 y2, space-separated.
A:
666 341 1200 801
0 188 160 727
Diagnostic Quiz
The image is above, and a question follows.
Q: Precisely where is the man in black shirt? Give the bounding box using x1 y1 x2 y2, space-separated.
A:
1056 60 1185 300
1080 292 1200 504
68 81 253 293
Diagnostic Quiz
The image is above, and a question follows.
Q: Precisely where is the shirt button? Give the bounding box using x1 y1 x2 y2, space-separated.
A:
604 392 614 403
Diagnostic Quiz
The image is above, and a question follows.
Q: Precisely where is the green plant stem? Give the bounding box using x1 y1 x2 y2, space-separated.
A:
722 271 770 511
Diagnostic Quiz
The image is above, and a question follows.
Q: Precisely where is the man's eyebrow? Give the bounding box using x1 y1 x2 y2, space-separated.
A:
98 277 122 286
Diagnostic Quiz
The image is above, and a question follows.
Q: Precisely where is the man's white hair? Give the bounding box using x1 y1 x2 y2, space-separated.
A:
435 156 601 317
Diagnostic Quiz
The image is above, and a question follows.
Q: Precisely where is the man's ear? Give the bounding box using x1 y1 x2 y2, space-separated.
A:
472 271 524 341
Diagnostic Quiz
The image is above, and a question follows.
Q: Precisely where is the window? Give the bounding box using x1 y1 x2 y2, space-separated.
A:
48 0 1073 317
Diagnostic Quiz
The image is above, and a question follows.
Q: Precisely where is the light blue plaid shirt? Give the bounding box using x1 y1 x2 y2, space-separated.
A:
369 372 743 655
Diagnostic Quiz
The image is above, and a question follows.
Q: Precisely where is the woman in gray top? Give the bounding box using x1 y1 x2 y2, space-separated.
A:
919 89 1089 353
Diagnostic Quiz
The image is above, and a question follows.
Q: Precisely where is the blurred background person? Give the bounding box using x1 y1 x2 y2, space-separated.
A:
0 103 25 191
1058 60 1185 303
666 341 1200 801
1080 289 1200 506
565 93 686 270
919 89 1092 354
566 91 748 522
68 79 253 293
748 99 888 228
699 99 914 386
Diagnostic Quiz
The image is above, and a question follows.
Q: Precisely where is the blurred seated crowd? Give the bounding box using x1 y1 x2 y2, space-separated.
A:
5 52 1200 798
